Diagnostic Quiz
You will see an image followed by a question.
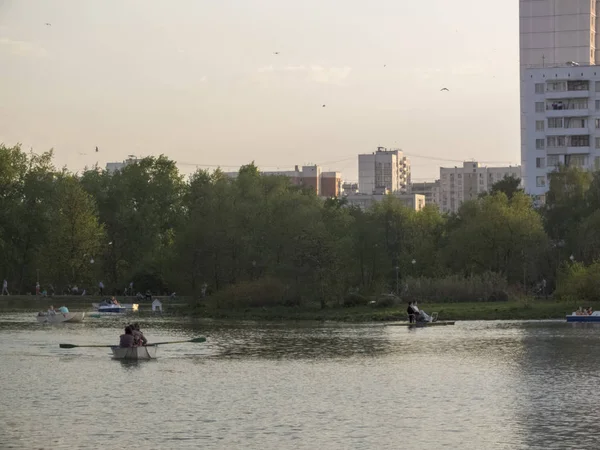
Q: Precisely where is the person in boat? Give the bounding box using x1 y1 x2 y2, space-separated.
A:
58 306 69 313
413 302 433 323
119 326 135 348
111 296 120 306
47 305 56 315
132 323 147 346
588 307 593 315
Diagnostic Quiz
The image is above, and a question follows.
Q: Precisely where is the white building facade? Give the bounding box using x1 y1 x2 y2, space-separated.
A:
520 0 599 196
358 147 411 194
439 162 521 214
522 66 600 197
410 181 441 208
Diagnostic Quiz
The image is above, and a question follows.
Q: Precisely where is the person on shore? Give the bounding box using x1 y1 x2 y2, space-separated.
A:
2 279 8 295
99 281 104 296
35 282 40 296
119 326 134 348
132 323 147 346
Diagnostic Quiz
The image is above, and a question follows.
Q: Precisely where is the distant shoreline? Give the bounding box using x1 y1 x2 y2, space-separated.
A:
0 295 587 322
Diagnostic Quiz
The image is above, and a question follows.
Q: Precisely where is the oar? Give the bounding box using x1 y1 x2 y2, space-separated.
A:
146 336 206 346
59 336 206 349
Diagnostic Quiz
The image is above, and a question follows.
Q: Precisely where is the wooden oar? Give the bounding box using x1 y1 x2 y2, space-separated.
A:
59 336 206 349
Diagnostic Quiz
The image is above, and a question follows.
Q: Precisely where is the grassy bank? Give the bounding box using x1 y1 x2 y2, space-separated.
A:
184 298 595 322
1 294 593 322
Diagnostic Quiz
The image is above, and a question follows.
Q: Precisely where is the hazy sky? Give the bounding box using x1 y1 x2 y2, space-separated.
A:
0 0 520 182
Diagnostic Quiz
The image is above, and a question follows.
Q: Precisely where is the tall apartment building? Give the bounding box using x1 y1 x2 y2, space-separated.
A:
520 0 599 196
439 162 521 214
358 147 411 194
522 67 600 197
410 181 441 208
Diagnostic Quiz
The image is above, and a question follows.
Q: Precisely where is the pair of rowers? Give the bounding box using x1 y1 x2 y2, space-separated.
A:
119 323 147 347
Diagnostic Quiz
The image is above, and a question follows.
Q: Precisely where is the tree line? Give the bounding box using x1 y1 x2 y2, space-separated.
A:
0 144 595 304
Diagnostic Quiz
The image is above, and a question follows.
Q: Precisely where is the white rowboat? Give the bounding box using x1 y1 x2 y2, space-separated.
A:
36 312 85 324
111 346 157 360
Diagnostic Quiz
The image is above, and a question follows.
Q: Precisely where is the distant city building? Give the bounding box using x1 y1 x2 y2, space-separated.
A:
410 181 441 208
345 190 425 211
341 182 359 196
106 156 140 173
358 147 411 194
225 165 341 197
439 162 521 214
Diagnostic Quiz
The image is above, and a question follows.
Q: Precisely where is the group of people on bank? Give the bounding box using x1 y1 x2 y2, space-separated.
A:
119 323 148 348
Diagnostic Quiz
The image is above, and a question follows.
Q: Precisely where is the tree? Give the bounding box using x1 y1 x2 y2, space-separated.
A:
38 175 104 289
443 192 548 284
488 175 523 200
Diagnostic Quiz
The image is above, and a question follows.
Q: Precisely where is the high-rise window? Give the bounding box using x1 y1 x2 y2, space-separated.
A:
535 102 545 113
536 176 546 187
547 155 560 167
536 157 545 168
536 120 545 131
548 118 563 128
536 139 545 149
535 83 545 94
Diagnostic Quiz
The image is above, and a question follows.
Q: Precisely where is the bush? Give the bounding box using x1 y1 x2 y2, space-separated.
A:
343 292 369 307
402 272 509 303
373 294 399 308
555 261 600 302
210 278 289 308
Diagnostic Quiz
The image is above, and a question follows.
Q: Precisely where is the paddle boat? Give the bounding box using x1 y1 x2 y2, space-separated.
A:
566 311 600 322
37 311 85 324
111 345 157 360
92 299 138 313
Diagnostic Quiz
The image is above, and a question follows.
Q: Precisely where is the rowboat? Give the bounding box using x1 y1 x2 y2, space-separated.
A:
566 311 600 322
111 345 157 360
387 321 455 327
36 312 85 324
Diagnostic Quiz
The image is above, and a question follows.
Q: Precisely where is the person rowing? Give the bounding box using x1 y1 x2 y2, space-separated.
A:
119 326 134 348
131 323 147 346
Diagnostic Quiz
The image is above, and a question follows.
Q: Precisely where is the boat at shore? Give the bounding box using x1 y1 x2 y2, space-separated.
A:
566 312 600 323
92 299 138 313
387 321 455 327
111 346 157 360
37 312 85 324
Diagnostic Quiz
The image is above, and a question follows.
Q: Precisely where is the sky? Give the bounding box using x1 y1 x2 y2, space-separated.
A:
0 0 520 182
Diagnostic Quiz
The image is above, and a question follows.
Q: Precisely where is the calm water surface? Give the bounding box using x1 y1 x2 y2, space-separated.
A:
0 314 598 449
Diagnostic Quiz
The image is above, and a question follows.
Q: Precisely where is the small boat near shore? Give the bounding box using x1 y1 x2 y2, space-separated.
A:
92 299 138 313
566 312 600 323
37 312 85 324
387 321 456 327
111 345 157 360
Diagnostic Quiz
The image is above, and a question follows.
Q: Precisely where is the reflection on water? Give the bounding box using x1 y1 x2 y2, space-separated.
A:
1 315 600 449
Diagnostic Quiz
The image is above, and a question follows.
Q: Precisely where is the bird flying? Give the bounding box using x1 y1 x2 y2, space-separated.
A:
45 23 51 26
440 88 449 91
95 146 99 152
273 52 280 55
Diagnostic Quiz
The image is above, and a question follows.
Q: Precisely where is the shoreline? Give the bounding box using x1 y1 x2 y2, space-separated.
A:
0 295 590 322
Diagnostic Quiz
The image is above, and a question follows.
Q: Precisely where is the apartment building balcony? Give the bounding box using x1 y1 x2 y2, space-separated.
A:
546 146 591 155
546 90 589 100
546 107 590 117
545 127 591 136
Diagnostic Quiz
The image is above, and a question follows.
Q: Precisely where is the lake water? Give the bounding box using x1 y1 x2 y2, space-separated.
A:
1 314 599 449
